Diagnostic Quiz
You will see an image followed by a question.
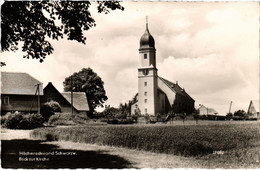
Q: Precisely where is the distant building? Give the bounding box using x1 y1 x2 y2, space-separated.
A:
43 82 89 115
1 72 43 114
197 104 218 115
247 100 259 119
132 21 195 116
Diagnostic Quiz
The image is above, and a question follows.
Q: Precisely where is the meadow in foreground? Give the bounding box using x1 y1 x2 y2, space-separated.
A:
31 121 260 168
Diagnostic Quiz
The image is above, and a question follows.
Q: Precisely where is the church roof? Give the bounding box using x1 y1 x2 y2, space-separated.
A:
1 72 43 95
140 23 155 49
158 76 194 101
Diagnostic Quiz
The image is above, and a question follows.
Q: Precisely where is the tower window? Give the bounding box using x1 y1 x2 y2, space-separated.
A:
144 92 147 96
145 108 148 113
144 99 147 103
144 82 147 86
144 54 147 59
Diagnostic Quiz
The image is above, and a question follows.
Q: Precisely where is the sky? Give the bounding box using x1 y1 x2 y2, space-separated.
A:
1 2 259 114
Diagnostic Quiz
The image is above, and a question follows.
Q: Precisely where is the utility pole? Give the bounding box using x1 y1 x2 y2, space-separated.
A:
35 84 41 114
229 101 233 113
71 76 73 114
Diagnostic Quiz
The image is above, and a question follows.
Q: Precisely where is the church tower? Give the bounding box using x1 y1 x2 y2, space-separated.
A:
138 18 158 115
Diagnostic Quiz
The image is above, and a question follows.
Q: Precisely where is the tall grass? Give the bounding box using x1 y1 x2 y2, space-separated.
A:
31 123 260 157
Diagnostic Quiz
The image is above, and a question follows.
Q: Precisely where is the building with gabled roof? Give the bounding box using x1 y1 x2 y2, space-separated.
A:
197 104 218 115
247 100 259 119
132 21 195 116
1 72 43 114
61 92 90 113
43 82 89 115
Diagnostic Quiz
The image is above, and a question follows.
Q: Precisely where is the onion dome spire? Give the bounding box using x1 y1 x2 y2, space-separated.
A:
140 16 155 49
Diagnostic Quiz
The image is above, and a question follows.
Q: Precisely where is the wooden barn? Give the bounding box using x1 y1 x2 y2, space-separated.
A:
43 82 89 115
1 72 43 114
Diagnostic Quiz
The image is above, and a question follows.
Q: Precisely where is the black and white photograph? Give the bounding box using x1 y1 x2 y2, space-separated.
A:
1 1 259 169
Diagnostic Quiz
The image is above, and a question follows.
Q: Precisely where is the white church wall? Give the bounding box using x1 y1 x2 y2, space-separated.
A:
138 74 157 115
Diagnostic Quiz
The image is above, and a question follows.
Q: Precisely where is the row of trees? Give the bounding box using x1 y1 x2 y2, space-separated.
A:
226 110 255 120
96 93 138 119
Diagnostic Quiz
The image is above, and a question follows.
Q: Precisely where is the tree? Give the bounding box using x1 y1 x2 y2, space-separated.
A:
193 110 199 124
100 106 120 118
63 68 108 114
119 103 129 117
226 112 233 120
40 101 62 121
117 93 138 116
1 1 124 62
131 93 138 104
180 112 187 125
234 110 246 118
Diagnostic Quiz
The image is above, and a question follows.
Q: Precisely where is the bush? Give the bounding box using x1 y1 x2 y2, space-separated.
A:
107 118 119 124
97 118 109 123
100 107 121 118
40 101 62 121
234 110 246 118
107 118 134 124
226 112 233 120
48 112 89 126
1 112 12 125
115 112 127 119
130 115 138 123
1 112 44 129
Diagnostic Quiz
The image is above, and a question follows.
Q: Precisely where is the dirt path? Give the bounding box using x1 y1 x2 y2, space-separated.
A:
50 141 204 169
1 128 206 169
1 129 33 140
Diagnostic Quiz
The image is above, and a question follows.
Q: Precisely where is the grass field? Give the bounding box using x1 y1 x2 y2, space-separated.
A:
31 120 260 168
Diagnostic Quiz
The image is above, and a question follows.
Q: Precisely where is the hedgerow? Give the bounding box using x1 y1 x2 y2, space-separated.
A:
30 123 260 157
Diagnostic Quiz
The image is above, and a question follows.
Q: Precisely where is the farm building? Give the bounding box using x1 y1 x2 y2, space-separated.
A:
132 21 195 116
43 82 89 115
1 72 43 114
197 104 218 115
247 100 259 119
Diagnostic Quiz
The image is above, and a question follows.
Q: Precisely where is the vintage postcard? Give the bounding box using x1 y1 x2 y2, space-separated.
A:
1 1 259 169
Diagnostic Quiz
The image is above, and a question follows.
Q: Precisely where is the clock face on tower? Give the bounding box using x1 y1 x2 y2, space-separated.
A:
142 69 149 75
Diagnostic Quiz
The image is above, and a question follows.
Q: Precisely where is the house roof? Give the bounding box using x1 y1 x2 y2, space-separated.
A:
249 100 259 112
158 76 194 101
62 92 89 111
1 72 43 95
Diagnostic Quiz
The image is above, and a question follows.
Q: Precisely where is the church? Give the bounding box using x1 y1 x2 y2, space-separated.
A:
132 21 195 116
